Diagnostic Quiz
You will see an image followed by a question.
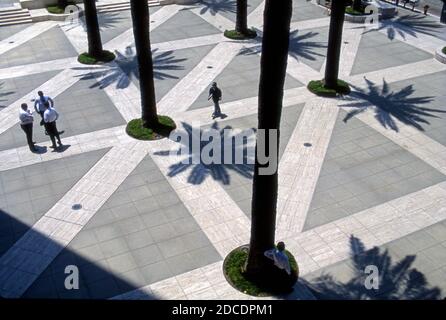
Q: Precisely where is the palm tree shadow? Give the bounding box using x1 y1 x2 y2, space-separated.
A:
362 14 446 41
288 30 327 61
340 78 445 132
72 46 187 89
181 0 237 16
238 30 326 62
301 235 442 299
153 122 255 185
0 82 14 109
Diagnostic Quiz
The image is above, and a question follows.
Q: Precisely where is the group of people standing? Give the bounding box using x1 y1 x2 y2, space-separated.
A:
19 91 64 152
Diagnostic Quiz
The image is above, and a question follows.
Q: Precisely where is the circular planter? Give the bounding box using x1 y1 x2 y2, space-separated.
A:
223 244 299 297
345 13 369 23
435 47 446 64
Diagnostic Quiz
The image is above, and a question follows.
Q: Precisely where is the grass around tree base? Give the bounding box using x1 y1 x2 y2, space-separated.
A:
224 28 257 40
47 2 77 14
345 6 372 15
126 116 176 141
308 79 351 97
77 51 116 65
223 245 299 297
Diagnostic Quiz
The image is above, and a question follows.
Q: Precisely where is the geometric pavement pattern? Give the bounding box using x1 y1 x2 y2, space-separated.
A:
0 0 446 299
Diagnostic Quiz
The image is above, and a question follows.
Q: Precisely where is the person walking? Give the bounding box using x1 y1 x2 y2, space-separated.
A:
19 103 36 152
208 82 222 119
34 91 54 123
43 102 63 149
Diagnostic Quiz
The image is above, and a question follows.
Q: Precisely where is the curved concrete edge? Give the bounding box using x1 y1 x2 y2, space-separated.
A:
435 46 446 64
30 7 84 22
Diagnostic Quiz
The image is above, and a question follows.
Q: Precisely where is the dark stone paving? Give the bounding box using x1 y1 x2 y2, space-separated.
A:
24 154 221 299
189 51 303 111
196 0 263 25
367 71 446 147
292 0 327 22
183 103 305 218
0 70 62 111
289 26 328 72
115 44 217 104
0 148 110 257
303 110 446 231
151 8 220 44
88 6 160 44
0 26 78 69
303 222 446 299
0 23 29 42
0 76 126 151
351 29 433 76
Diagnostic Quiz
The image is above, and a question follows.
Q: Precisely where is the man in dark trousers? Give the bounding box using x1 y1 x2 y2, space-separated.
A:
43 102 63 149
208 82 222 119
19 103 36 152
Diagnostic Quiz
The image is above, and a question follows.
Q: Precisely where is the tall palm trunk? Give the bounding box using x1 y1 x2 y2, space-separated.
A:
83 0 103 57
236 0 248 34
130 0 159 128
324 0 346 89
245 0 292 277
441 0 446 24
58 0 68 8
352 0 362 12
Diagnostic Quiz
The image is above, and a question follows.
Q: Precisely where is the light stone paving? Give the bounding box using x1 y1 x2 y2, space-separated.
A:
0 21 58 56
1 1 446 300
0 142 151 298
377 20 446 54
0 125 127 171
277 98 339 233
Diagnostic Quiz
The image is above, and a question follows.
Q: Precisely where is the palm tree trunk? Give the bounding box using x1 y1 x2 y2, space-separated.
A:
58 0 68 8
441 0 446 24
130 0 159 128
324 0 346 89
83 0 103 57
236 0 248 34
352 0 362 12
245 0 292 277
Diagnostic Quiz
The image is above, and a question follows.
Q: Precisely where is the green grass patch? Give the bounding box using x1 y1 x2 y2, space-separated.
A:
224 28 257 40
345 6 372 15
47 2 77 14
224 245 299 297
126 116 176 141
308 79 351 97
442 47 446 55
77 51 116 65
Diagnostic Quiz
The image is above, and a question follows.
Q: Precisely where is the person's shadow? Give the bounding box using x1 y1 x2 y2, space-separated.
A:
213 113 228 120
31 145 47 154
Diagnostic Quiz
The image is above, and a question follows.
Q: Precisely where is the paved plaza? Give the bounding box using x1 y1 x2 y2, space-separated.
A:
0 0 446 300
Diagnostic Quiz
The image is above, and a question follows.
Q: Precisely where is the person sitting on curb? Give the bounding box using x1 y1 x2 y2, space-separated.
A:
264 241 291 275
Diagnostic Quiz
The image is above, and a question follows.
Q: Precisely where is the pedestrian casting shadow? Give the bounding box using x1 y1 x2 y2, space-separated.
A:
362 13 446 40
213 113 228 120
73 47 187 89
0 82 14 109
296 235 442 300
238 30 326 63
52 144 71 153
0 209 156 299
153 122 255 185
181 0 237 16
31 145 47 154
339 78 445 132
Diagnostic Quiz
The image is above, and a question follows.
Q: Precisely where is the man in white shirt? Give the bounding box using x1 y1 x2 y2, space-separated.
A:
19 103 36 152
264 241 291 275
34 90 54 122
43 102 63 149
